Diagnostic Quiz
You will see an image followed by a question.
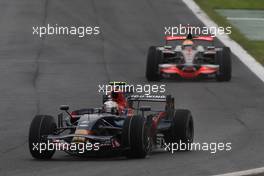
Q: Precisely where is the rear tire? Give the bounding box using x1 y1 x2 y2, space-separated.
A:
146 46 162 81
28 115 57 159
122 116 150 158
164 109 194 151
216 47 232 82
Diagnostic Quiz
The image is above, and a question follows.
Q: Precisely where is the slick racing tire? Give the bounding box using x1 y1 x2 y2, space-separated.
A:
29 115 57 159
146 46 162 81
122 116 150 158
164 109 194 151
216 47 232 82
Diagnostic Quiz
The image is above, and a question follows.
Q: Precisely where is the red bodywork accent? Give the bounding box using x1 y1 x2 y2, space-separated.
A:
165 35 214 41
160 65 218 78
149 112 167 137
112 92 128 113
70 111 78 117
152 112 167 129
111 91 134 116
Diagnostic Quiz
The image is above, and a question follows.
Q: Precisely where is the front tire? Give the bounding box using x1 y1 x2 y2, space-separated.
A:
28 115 57 159
216 47 232 82
146 46 162 81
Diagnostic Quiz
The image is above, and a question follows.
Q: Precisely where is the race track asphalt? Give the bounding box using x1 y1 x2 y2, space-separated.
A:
0 0 264 175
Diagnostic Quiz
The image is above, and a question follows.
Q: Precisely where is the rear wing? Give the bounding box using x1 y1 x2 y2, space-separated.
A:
128 95 167 102
165 35 214 42
128 95 175 115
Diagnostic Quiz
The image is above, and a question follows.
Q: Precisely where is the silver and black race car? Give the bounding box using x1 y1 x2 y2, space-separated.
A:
146 34 232 81
28 94 194 159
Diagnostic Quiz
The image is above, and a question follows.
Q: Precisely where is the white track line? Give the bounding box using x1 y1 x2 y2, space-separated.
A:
213 167 264 176
182 0 264 83
182 0 264 175
227 17 264 21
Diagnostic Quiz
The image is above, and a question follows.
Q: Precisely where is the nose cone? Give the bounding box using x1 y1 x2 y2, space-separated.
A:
72 129 92 143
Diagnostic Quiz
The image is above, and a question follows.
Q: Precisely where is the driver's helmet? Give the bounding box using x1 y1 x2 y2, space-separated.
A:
103 99 118 114
182 39 194 48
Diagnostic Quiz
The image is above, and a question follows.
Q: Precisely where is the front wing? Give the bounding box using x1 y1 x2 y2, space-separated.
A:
159 64 219 78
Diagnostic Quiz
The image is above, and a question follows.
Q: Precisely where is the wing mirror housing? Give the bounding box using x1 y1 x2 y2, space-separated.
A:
59 105 73 120
60 105 69 111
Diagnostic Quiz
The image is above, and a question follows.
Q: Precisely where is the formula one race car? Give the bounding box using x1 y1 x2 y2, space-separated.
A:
28 93 194 159
146 33 231 81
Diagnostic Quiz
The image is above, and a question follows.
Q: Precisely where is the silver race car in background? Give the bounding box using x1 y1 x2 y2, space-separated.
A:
146 33 232 81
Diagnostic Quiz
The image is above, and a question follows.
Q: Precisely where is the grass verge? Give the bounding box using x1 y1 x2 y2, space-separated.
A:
194 0 264 64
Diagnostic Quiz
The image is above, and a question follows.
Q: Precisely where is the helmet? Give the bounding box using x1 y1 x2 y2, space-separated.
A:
103 100 118 114
182 39 194 48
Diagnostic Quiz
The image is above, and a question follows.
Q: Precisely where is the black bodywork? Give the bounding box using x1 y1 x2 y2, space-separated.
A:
28 95 194 159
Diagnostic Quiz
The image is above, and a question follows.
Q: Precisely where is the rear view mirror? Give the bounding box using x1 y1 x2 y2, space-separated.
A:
60 105 69 111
